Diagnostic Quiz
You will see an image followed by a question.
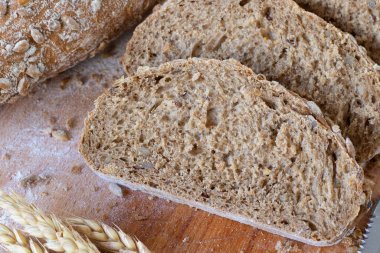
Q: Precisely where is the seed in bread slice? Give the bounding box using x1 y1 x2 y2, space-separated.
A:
122 0 380 164
80 58 366 246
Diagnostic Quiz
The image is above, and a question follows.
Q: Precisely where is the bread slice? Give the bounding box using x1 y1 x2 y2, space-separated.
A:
122 0 380 164
294 0 380 64
80 58 366 246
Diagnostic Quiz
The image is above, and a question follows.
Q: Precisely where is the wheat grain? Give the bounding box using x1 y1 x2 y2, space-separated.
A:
0 190 151 252
0 190 100 253
0 224 47 253
67 217 151 253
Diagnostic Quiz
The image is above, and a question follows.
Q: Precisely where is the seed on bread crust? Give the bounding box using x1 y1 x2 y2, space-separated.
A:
30 28 44 44
17 77 29 96
26 64 42 79
0 78 11 89
47 19 61 31
62 16 80 31
13 40 30 53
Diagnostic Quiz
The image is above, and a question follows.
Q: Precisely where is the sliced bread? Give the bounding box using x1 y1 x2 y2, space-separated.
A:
122 0 380 164
80 58 366 246
294 0 380 64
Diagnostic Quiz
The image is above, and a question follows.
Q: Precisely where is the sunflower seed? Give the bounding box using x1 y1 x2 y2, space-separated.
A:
13 40 30 53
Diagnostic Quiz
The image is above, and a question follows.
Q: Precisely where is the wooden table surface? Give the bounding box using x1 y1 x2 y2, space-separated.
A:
0 33 378 253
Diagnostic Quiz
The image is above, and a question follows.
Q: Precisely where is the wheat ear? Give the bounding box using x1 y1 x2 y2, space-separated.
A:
0 224 47 253
67 217 151 253
0 190 100 253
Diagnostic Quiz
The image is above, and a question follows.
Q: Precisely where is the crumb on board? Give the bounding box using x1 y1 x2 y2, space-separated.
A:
148 195 157 201
108 201 119 209
2 153 11 160
71 165 83 175
63 186 72 192
43 126 71 141
91 73 103 82
42 111 56 125
66 117 76 130
100 42 117 58
182 236 189 243
134 214 148 221
20 174 52 189
49 116 57 125
52 129 70 141
61 76 86 89
43 127 53 136
275 240 301 253
60 77 71 90
72 76 84 87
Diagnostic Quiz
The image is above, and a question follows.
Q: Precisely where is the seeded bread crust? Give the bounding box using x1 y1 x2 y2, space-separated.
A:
0 0 157 104
80 58 366 246
294 0 380 64
122 0 380 163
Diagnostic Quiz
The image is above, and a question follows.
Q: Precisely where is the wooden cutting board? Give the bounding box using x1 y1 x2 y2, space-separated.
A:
0 33 377 253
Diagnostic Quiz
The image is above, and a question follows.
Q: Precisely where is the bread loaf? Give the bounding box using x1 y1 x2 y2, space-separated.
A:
80 58 366 246
294 0 380 64
0 0 157 104
122 0 380 163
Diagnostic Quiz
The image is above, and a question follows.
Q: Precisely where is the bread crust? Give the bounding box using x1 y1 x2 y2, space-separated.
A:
80 58 366 246
94 171 355 247
122 0 380 163
0 0 157 104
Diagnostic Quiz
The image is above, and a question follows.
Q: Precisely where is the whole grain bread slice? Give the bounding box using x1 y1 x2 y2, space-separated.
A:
294 0 380 64
122 0 380 164
80 58 366 246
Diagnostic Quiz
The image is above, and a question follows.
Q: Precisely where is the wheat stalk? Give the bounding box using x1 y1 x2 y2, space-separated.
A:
0 190 100 253
0 224 47 253
67 217 151 253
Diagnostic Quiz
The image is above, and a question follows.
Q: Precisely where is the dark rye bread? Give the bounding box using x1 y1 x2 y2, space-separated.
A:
122 0 380 164
80 58 366 246
294 0 380 64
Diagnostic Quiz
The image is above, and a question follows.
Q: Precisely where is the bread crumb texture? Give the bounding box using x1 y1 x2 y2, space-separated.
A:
0 0 158 103
294 0 380 64
80 58 366 245
123 0 380 163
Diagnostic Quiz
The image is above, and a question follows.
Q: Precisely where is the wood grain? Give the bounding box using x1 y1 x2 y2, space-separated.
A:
0 33 374 253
